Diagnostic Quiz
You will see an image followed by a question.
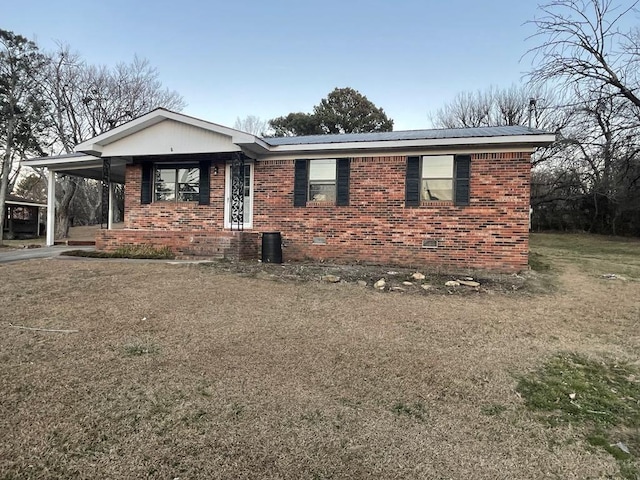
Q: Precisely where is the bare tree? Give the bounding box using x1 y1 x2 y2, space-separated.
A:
430 84 565 131
430 89 494 128
41 47 186 237
234 115 269 136
524 0 640 234
527 0 640 115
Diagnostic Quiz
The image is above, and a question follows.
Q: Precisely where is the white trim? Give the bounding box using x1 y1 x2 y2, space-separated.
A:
6 200 46 208
252 145 544 162
46 170 55 246
224 162 254 230
24 154 100 168
261 134 556 154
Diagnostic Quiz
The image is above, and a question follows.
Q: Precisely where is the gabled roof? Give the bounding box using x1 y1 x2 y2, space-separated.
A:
23 109 556 179
74 108 269 156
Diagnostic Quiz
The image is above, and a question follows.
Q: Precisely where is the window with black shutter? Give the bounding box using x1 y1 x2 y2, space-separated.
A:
140 162 152 204
293 159 308 207
405 156 420 207
140 161 210 204
454 154 471 206
293 158 350 206
336 158 350 206
406 154 471 206
199 160 211 205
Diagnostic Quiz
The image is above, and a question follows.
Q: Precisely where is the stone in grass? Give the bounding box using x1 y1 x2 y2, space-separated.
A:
322 275 341 283
356 280 368 287
411 272 426 280
374 278 386 290
457 279 480 287
390 286 406 292
421 284 433 291
402 281 414 286
445 280 460 287
602 273 626 281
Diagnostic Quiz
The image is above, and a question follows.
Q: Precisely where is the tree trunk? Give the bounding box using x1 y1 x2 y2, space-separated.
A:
55 176 78 239
0 118 16 246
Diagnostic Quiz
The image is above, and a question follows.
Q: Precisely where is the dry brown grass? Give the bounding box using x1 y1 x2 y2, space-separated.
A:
1 236 639 479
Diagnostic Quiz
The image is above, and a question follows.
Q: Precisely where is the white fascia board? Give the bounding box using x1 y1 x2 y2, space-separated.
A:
254 145 547 162
6 200 47 208
74 109 260 155
236 138 272 156
262 134 557 155
22 154 101 168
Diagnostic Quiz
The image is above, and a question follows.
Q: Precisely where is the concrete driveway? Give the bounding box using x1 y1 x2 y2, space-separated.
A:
0 246 94 264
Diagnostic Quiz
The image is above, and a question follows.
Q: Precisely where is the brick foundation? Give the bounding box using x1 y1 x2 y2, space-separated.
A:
96 229 260 261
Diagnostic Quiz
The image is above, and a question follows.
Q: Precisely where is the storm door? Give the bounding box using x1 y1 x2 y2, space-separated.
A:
224 156 253 230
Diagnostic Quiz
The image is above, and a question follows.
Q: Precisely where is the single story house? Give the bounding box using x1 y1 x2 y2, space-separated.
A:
3 194 46 239
25 108 555 272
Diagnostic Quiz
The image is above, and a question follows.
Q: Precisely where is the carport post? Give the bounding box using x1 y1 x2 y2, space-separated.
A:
46 170 55 246
108 182 115 229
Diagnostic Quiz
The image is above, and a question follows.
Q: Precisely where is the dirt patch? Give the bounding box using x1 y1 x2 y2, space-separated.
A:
200 259 549 296
0 244 638 478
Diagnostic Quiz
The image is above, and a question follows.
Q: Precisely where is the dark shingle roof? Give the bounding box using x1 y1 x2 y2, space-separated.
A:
262 125 551 146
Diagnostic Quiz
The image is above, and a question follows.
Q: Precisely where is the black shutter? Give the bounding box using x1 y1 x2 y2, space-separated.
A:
405 156 420 207
336 158 350 206
141 162 152 204
294 159 308 207
199 160 211 205
454 154 471 206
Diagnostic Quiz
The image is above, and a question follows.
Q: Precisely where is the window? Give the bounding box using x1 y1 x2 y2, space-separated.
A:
421 155 454 201
154 166 199 202
308 159 336 202
294 158 350 207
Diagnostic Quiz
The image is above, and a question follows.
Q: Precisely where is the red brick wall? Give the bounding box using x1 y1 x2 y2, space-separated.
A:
252 153 531 272
100 153 531 272
97 163 260 260
123 163 225 230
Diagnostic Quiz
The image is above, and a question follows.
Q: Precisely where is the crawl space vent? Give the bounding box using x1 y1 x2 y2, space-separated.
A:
422 239 439 249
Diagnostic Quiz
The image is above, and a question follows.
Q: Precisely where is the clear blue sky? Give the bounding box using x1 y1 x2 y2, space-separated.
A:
4 0 542 130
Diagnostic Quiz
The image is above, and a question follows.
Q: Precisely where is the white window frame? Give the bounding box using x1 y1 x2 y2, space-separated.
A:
154 165 200 203
224 161 254 230
308 158 337 202
421 155 454 202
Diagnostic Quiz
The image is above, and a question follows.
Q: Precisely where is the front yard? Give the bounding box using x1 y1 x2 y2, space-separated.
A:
1 233 638 479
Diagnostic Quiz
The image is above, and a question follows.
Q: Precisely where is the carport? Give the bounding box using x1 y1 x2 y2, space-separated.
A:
24 153 127 246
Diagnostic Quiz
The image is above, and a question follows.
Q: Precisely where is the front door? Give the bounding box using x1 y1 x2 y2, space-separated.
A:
224 160 253 230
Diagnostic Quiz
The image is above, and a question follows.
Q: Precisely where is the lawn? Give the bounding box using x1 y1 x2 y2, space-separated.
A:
1 233 638 479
